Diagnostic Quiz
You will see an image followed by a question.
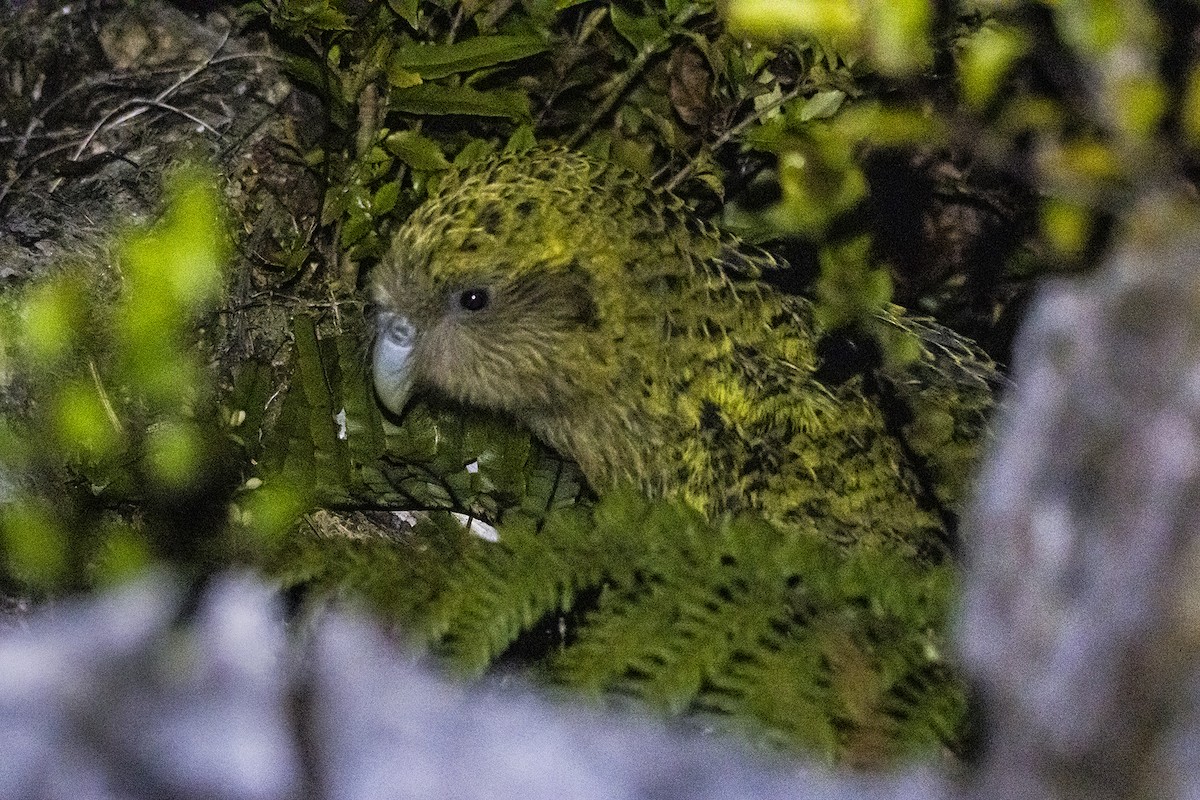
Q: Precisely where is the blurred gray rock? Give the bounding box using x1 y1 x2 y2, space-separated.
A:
0 574 300 800
0 572 945 800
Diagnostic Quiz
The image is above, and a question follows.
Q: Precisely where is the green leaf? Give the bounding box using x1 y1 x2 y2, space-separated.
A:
798 89 846 121
1051 0 1124 55
505 124 538 153
610 4 669 53
390 84 533 121
666 0 713 17
814 236 890 329
268 0 351 34
725 0 861 40
867 0 931 75
1182 65 1200 147
388 35 548 80
386 0 419 26
340 213 373 248
373 180 402 215
1041 198 1091 258
454 138 499 168
282 52 331 93
1112 75 1167 140
385 130 453 171
387 65 423 89
21 273 87 365
1 500 69 589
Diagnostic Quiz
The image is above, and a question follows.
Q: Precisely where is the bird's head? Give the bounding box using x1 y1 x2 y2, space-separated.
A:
370 149 660 420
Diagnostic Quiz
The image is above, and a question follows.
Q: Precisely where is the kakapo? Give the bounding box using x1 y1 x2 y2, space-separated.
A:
370 147 996 553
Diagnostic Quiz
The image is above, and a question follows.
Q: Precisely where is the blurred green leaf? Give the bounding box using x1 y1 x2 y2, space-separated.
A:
1183 65 1200 148
235 471 313 551
89 524 153 587
122 171 227 311
1054 139 1122 183
20 274 88 366
958 22 1029 112
835 103 944 147
1052 0 1124 55
799 89 846 121
747 124 868 238
1 500 69 589
145 421 204 490
867 0 930 75
1113 75 1167 140
1041 198 1091 258
54 380 121 460
814 235 892 330
725 0 861 41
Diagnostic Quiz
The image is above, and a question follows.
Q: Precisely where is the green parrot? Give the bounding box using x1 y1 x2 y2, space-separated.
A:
370 147 996 554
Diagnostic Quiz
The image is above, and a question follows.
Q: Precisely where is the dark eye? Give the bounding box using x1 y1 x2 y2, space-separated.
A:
459 288 490 311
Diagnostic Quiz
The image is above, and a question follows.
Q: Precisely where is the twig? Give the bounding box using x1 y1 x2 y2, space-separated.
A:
136 100 224 137
69 27 232 162
566 5 702 149
535 6 608 129
88 360 125 436
446 4 465 46
0 140 86 211
659 84 805 194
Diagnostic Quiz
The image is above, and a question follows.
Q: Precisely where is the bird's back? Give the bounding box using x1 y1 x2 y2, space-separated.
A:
624 275 961 555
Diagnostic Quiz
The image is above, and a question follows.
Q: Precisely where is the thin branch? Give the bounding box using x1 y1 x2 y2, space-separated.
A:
566 6 702 149
136 100 224 137
659 84 805 194
88 360 125 437
69 27 232 161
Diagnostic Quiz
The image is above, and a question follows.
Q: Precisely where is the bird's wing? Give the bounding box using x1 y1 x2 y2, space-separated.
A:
668 240 949 551
700 233 999 532
871 308 1001 514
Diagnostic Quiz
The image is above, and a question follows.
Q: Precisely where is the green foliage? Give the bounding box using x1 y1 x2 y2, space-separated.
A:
279 481 962 763
265 321 584 533
958 21 1030 112
0 170 301 589
186 0 1200 363
548 493 960 760
388 35 549 79
244 0 845 286
713 0 1195 362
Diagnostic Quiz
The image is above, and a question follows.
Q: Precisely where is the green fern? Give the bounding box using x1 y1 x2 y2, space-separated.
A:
263 324 964 763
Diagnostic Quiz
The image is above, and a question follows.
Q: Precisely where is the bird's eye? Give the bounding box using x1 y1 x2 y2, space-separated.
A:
459 288 490 311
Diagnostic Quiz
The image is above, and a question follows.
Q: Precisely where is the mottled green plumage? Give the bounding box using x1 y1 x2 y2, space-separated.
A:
371 147 995 552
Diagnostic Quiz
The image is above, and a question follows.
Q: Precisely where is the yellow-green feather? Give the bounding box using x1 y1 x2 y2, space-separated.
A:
373 147 997 554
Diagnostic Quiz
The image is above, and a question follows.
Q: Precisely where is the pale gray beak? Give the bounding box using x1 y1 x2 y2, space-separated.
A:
373 311 417 416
